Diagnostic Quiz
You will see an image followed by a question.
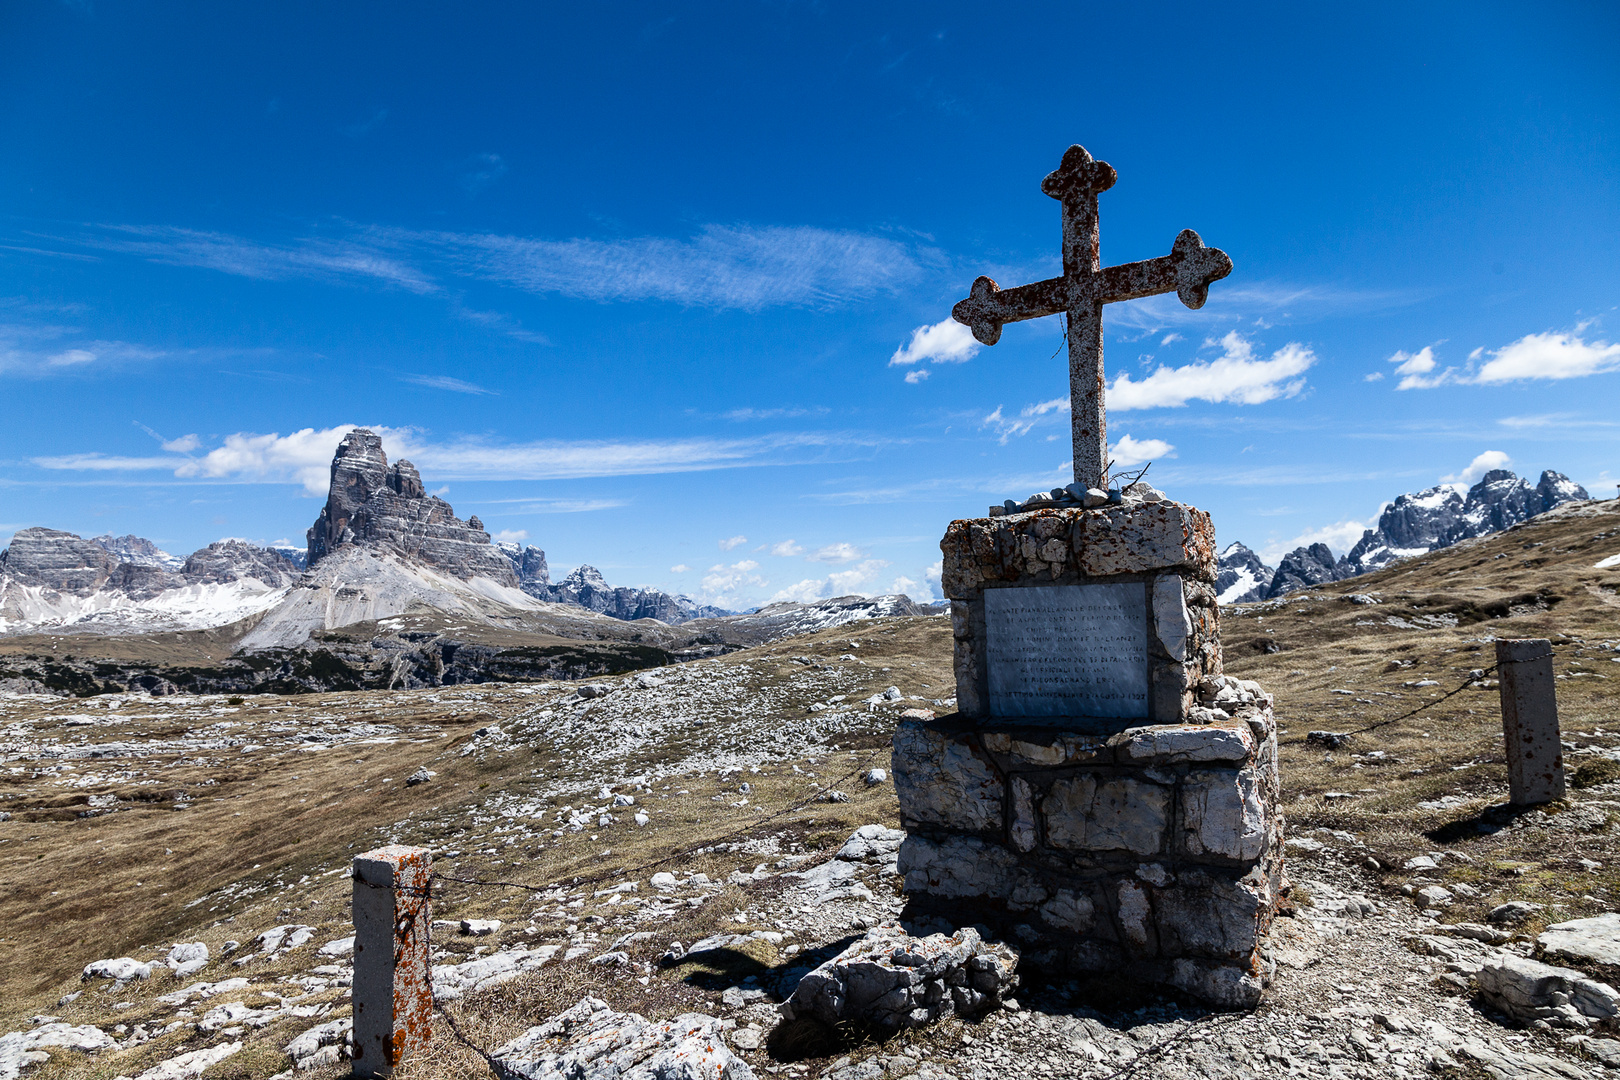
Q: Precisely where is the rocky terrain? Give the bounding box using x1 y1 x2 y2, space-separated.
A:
1218 468 1590 602
0 497 1617 1080
0 430 935 695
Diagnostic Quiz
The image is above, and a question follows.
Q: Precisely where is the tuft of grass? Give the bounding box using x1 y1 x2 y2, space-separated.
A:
1571 759 1620 789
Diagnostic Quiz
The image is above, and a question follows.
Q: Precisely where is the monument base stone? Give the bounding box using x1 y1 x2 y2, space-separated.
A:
896 498 1285 1007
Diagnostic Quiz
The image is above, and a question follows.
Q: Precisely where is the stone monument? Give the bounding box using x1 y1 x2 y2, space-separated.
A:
893 145 1284 1008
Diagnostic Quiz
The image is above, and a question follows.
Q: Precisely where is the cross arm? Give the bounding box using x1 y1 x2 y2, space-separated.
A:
951 275 1068 346
1098 229 1233 310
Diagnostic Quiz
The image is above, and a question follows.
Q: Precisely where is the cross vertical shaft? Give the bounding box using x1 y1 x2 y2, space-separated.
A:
1061 189 1106 490
950 144 1234 494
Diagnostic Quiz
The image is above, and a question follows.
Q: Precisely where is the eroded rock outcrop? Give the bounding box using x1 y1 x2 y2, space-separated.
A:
304 429 517 585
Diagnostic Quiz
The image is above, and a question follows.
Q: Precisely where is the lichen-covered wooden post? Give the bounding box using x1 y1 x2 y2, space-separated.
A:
1496 638 1564 805
352 845 432 1078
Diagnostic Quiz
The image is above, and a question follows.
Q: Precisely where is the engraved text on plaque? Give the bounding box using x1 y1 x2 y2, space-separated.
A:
983 582 1149 719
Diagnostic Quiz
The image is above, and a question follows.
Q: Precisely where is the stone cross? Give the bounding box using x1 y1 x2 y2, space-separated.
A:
952 144 1233 490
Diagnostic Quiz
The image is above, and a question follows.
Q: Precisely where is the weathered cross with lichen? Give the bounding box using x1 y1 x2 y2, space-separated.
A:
952 144 1233 492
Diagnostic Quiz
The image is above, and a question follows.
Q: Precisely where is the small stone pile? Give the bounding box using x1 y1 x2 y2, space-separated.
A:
991 481 1164 517
781 926 1018 1030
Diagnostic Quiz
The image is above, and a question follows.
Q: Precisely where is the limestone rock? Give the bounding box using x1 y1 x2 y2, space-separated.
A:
782 926 1017 1030
1539 913 1620 968
897 834 1019 899
891 721 1003 833
492 996 755 1080
1178 768 1268 861
0 1023 115 1080
181 540 300 587
1477 954 1620 1028
1 528 120 595
81 957 151 981
1043 774 1169 855
305 428 517 584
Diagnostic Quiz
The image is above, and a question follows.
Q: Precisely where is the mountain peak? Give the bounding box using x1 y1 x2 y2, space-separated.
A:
305 428 515 585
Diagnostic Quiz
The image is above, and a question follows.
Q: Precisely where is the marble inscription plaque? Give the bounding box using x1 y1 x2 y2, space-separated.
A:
984 582 1149 718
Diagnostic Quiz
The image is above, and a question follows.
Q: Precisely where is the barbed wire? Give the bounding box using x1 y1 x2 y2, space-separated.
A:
1281 646 1555 746
357 759 873 1073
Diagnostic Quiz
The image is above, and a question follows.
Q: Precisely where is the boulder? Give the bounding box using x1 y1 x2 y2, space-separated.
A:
1539 913 1620 968
782 925 1017 1030
1477 954 1620 1029
81 957 151 982
492 997 755 1080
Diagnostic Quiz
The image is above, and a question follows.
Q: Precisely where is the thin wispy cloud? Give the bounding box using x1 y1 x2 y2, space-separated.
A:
423 223 928 310
30 425 882 493
1105 281 1427 333
65 220 930 312
0 321 167 377
459 153 508 196
403 374 497 395
78 225 437 294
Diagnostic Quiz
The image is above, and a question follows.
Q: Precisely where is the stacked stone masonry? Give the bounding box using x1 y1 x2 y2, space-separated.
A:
896 499 1284 1008
941 500 1221 723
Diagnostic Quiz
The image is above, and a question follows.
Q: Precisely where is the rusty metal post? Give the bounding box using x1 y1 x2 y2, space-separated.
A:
1496 638 1564 805
352 845 432 1078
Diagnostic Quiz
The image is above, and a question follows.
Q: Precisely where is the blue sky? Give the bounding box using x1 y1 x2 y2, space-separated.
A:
3 2 1618 609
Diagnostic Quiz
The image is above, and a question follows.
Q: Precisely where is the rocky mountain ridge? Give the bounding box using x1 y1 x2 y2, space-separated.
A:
1221 468 1590 602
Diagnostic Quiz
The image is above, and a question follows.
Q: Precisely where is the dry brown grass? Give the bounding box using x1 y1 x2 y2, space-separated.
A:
1227 499 1620 935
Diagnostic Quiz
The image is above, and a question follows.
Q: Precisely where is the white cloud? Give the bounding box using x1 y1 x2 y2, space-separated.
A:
889 318 980 367
670 564 692 573
33 453 187 471
1442 450 1511 484
1475 325 1620 383
769 540 804 557
80 221 929 312
904 369 930 384
701 559 769 605
1258 519 1375 565
719 535 748 551
425 224 924 311
1387 346 1456 390
35 426 882 489
173 425 392 494
768 579 829 604
86 225 437 294
1160 333 1183 346
808 542 864 564
983 398 1067 443
1110 434 1175 468
0 323 168 377
768 558 890 603
404 374 496 395
161 434 201 452
1364 371 1384 382
1107 333 1314 411
491 529 529 543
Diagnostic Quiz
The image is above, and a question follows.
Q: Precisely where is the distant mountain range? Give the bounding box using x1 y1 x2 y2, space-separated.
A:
1217 468 1590 603
0 429 929 651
